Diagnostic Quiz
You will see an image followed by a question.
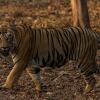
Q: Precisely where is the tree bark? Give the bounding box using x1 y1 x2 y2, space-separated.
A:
71 0 90 28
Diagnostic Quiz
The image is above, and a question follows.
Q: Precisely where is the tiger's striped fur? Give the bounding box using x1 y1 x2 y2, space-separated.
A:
0 24 99 93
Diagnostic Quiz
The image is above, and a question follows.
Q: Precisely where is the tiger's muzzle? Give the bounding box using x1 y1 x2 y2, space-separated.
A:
0 47 10 57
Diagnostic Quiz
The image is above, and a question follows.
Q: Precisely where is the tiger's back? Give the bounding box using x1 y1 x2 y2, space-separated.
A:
27 27 98 68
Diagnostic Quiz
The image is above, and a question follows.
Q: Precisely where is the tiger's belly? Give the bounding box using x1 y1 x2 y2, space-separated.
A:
29 54 67 68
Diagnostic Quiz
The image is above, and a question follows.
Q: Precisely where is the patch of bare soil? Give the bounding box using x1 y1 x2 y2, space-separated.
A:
0 0 100 100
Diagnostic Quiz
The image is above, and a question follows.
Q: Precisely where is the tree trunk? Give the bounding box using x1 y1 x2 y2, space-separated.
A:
71 0 90 28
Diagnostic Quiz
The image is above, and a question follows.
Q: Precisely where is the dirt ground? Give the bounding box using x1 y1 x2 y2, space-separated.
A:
0 0 100 100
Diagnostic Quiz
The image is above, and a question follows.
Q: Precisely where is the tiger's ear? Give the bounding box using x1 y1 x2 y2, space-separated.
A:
6 32 12 37
0 33 5 40
0 33 3 37
9 20 16 31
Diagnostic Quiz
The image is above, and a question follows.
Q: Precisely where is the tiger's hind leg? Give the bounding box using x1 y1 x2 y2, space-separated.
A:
26 65 42 92
78 61 97 93
84 75 96 93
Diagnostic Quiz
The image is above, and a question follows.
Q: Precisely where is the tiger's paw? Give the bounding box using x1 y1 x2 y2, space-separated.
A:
0 84 13 90
35 85 42 92
35 83 47 93
84 84 93 93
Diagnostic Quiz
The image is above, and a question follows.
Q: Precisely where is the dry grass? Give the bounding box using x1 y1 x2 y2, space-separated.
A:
0 0 100 100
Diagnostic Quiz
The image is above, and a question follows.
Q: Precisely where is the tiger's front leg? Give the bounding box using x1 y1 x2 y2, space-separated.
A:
1 62 27 89
26 65 42 92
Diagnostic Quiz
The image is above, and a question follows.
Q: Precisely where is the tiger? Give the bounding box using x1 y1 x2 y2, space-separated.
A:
0 24 100 94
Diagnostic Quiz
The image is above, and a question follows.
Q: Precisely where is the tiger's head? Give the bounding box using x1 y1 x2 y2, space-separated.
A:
0 28 16 57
